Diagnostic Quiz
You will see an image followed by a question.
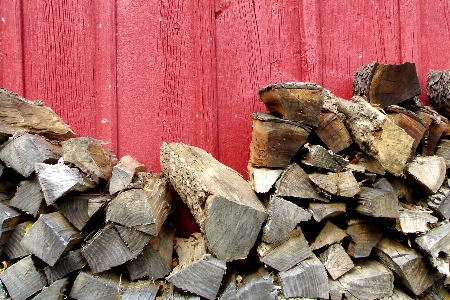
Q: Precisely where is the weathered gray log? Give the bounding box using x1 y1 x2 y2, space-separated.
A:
217 269 237 300
115 224 151 258
396 208 438 234
121 280 159 300
0 255 47 300
346 220 383 258
249 112 309 168
353 151 386 175
109 155 146 194
3 221 33 259
0 131 61 177
106 173 172 235
21 212 83 266
319 244 354 280
428 178 450 219
69 270 126 300
160 142 267 261
427 69 450 119
435 139 450 168
236 267 276 300
315 111 353 153
54 194 111 230
0 201 22 243
9 176 46 217
258 227 313 272
275 163 327 202
355 186 400 218
167 233 227 300
375 237 437 295
126 224 175 280
406 156 446 194
62 137 118 181
81 223 135 273
44 249 87 284
35 161 96 205
310 220 347 251
308 202 346 222
278 255 329 299
0 88 75 141
301 143 349 172
247 164 283 194
258 82 325 126
309 171 360 198
261 195 311 244
32 277 69 300
380 287 415 300
421 283 450 300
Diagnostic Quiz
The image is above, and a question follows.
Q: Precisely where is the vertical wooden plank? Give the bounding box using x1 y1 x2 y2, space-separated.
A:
0 0 24 94
116 0 217 170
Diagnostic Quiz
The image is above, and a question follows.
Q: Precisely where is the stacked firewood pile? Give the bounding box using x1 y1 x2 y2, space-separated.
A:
0 63 449 300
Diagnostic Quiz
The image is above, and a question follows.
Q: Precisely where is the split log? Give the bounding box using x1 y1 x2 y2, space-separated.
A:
375 237 437 295
21 212 84 266
236 267 276 300
109 155 146 194
315 111 353 153
160 142 267 261
35 161 96 205
106 173 172 235
415 222 450 277
247 164 283 194
115 224 151 258
32 277 69 300
121 280 159 300
346 220 383 258
428 178 450 219
258 82 325 126
0 131 61 177
310 220 347 251
217 269 237 300
44 249 86 284
0 88 74 141
0 201 23 240
381 287 415 300
336 96 414 175
167 233 227 300
126 224 175 280
355 186 400 218
319 244 354 280
275 163 327 202
405 156 446 194
435 139 450 167
396 208 438 234
308 202 346 222
421 283 450 300
416 107 447 156
258 227 313 272
278 255 329 299
427 69 450 119
0 255 47 300
54 194 111 230
249 112 309 168
301 144 349 172
3 221 33 259
309 171 360 198
81 223 135 273
353 151 386 175
9 176 46 217
261 195 311 244
69 270 125 300
387 174 421 203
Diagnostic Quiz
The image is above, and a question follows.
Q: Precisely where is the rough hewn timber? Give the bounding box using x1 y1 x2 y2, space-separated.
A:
428 178 450 219
121 280 159 300
435 139 450 168
3 221 33 259
32 277 69 300
396 208 438 234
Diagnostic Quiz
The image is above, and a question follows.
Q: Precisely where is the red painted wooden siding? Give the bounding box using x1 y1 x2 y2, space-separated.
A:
1 0 449 177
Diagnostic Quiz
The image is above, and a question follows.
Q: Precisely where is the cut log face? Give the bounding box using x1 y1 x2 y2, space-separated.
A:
249 112 309 168
69 271 126 300
309 202 346 222
160 142 267 261
310 220 347 251
353 151 386 175
35 162 97 205
0 131 62 177
44 249 87 284
396 209 438 234
258 82 325 126
319 244 354 280
309 171 360 198
258 227 313 272
247 164 283 194
406 156 446 194
262 195 311 244
427 69 450 119
346 220 383 258
435 139 450 168
32 277 69 300
4 221 33 259
0 88 75 141
121 280 160 300
428 178 450 219
356 186 400 218
21 212 84 266
375 237 437 295
10 176 45 217
109 155 146 194
301 144 349 172
217 268 237 300
236 267 276 300
0 255 47 300
315 111 353 153
278 255 329 299
0 201 22 234
115 224 151 258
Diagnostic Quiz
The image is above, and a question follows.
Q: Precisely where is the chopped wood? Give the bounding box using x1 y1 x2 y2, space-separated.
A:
258 227 313 272
396 209 438 234
355 186 400 218
261 195 311 244
109 155 146 194
375 237 437 295
278 255 329 299
115 224 151 258
427 69 450 119
247 164 283 194
319 244 354 280
421 283 450 300
9 176 46 217
353 61 378 100
336 96 414 175
428 178 450 219
310 220 347 251
301 143 349 172
69 270 126 300
275 163 327 202
160 142 267 261
0 255 47 300
0 201 23 235
353 151 386 175
308 202 346 222
217 269 237 300
32 277 69 300
236 267 276 300
346 220 383 258
167 233 227 300
44 249 86 284
405 156 446 194
435 139 450 168
315 111 353 153
0 131 61 177
258 82 325 126
380 287 415 300
249 112 309 168
3 221 33 259
309 171 360 197
35 161 97 205
0 88 75 141
21 212 83 266
416 107 447 156
387 174 419 203
121 280 159 300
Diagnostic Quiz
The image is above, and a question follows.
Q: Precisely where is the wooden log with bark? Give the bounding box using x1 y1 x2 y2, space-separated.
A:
428 178 450 219
427 69 450 119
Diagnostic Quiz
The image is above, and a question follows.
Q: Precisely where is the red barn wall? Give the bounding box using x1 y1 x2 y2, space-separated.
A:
1 0 449 177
